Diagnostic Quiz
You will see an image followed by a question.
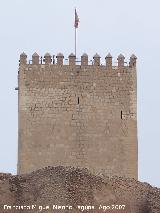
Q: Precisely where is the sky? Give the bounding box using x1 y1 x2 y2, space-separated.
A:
0 0 160 187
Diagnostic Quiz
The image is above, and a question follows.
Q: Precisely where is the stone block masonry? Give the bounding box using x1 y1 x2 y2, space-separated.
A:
17 52 138 179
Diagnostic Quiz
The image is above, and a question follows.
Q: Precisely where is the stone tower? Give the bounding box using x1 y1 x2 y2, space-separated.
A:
17 52 138 178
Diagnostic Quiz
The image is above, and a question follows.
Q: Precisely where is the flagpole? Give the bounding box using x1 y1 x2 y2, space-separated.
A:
74 8 77 57
75 26 77 57
74 8 79 58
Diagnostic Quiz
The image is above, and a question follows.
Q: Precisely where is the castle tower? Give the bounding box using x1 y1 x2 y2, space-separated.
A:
17 52 138 178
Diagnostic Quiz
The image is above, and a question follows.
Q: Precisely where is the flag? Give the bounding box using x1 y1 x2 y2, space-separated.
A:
74 9 79 28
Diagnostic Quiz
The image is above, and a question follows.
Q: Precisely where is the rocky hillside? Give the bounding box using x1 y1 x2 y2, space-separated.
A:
0 166 160 213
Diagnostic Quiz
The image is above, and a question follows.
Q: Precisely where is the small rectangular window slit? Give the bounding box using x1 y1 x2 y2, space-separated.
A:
78 97 80 104
121 111 122 119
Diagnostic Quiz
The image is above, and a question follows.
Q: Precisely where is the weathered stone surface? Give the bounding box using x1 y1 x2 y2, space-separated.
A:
18 54 137 179
0 167 160 213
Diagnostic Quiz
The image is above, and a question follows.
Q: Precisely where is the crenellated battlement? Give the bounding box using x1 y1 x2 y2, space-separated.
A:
19 52 137 68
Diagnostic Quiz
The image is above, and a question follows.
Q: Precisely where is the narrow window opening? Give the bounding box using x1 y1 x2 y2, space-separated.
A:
121 111 123 119
78 97 80 104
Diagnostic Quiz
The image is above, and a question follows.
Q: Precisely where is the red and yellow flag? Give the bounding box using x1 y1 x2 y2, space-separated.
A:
74 9 79 28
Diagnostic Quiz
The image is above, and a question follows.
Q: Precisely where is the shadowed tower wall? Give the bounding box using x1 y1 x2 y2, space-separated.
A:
17 52 138 178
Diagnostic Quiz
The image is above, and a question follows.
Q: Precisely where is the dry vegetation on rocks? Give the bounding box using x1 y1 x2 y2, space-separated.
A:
0 166 160 213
